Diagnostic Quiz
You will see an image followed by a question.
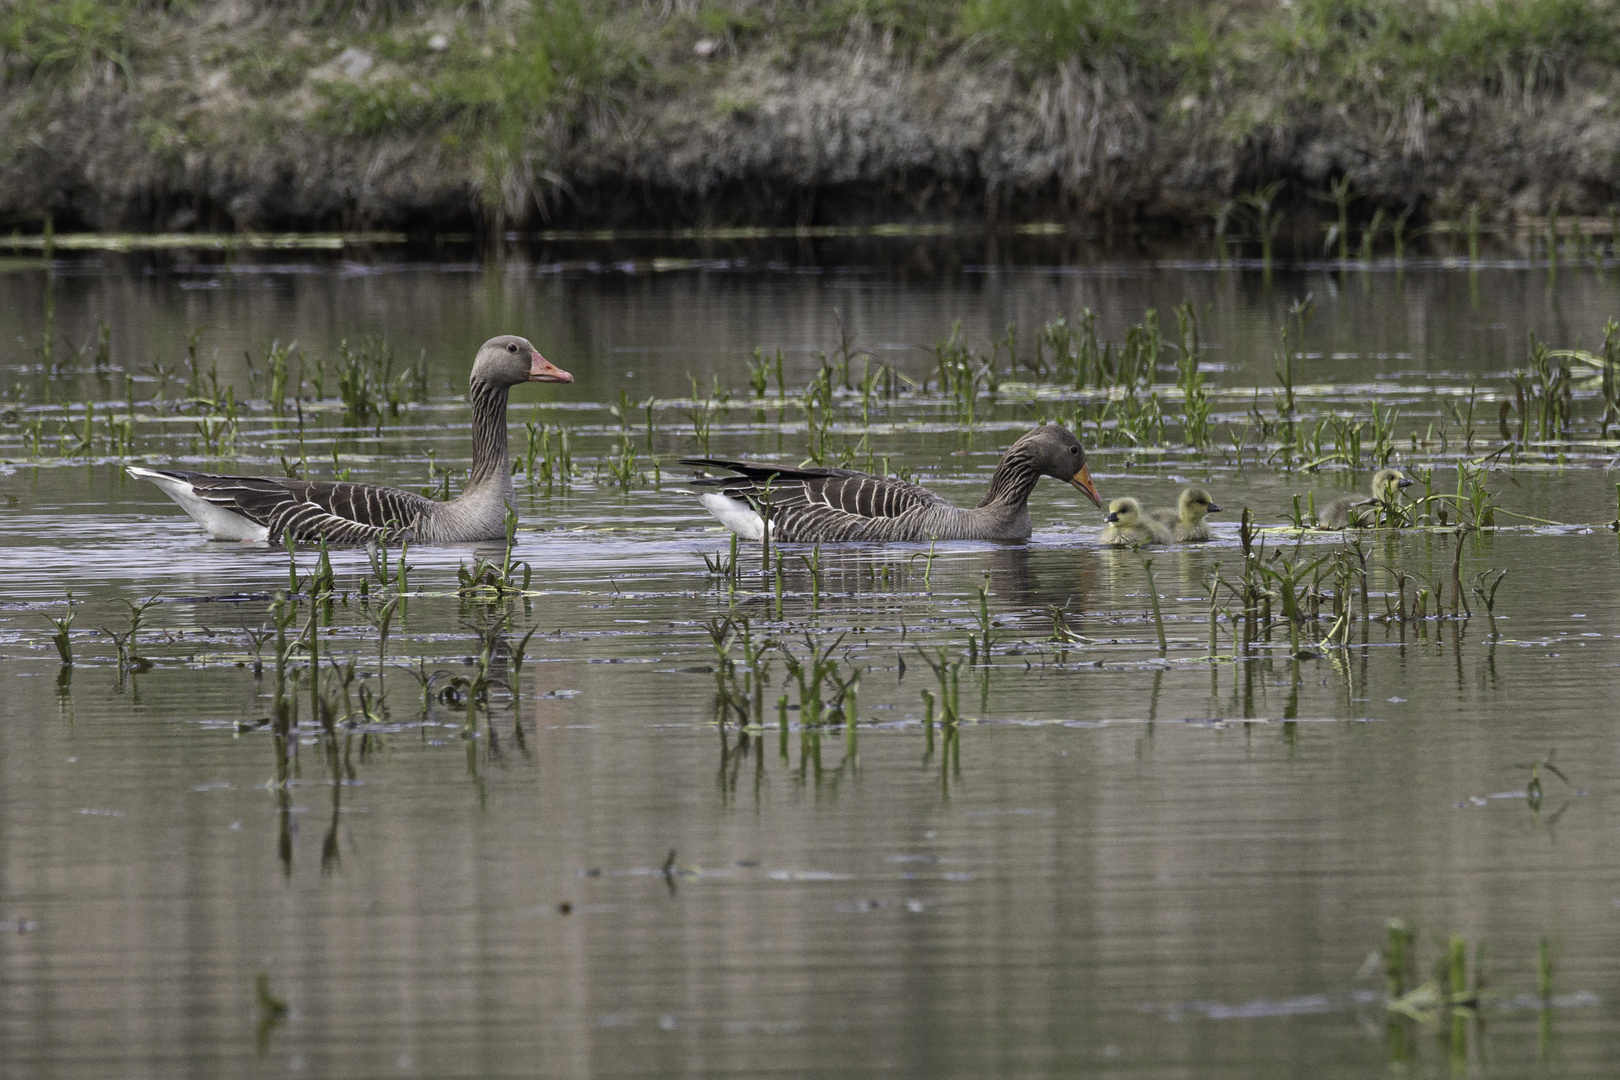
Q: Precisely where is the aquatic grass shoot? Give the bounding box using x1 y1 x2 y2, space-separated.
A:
457 508 531 599
1138 555 1168 656
101 595 159 679
969 575 995 664
1515 751 1568 810
38 590 74 665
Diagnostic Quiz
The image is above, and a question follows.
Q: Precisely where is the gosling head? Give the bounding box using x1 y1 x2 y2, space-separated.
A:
472 335 573 388
1011 424 1102 508
1178 486 1222 522
1104 497 1143 526
1371 468 1414 501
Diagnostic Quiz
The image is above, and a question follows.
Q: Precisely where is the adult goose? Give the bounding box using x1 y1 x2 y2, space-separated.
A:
1100 497 1172 547
1317 468 1413 529
1148 486 1222 542
127 335 572 544
682 425 1103 543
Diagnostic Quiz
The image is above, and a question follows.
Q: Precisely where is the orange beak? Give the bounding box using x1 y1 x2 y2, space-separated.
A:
529 350 573 383
1068 463 1102 508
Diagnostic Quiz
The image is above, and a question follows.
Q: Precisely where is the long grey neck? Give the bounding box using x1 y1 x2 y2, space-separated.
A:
463 377 512 492
976 447 1042 510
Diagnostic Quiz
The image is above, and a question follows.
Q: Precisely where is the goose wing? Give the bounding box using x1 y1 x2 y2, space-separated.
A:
682 458 949 539
151 470 433 544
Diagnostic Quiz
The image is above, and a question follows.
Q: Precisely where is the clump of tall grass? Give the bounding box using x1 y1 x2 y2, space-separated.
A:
314 0 638 147
0 0 137 87
958 0 1159 73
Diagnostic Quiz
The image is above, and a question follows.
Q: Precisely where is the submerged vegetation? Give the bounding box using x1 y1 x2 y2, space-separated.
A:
8 267 1594 753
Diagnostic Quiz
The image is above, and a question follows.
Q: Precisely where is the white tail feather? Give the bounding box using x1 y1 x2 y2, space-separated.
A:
126 467 269 542
698 493 766 540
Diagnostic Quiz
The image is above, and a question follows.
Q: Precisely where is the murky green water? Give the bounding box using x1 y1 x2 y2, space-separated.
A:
5 238 1620 1077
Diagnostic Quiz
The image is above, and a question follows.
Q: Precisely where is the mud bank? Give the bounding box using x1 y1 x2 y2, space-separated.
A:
5 1 1620 240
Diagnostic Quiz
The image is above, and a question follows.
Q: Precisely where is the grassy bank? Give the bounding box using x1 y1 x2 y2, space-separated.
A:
5 0 1620 236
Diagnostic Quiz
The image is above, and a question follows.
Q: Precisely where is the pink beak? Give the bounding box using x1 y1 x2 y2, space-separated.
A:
529 351 573 383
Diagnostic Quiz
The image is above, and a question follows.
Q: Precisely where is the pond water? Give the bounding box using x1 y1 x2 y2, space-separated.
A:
4 236 1620 1077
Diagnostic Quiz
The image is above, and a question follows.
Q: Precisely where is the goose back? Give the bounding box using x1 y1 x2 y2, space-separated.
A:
684 460 971 542
130 469 435 544
683 424 1101 543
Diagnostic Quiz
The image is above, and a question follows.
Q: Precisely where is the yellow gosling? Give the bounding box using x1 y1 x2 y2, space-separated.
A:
1101 497 1173 546
1317 468 1414 529
1148 487 1222 542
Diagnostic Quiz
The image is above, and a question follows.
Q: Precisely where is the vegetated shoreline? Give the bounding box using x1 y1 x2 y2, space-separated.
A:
6 1 1620 246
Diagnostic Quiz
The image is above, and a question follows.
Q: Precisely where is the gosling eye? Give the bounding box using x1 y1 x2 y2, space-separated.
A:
506 342 519 354
1069 446 1079 455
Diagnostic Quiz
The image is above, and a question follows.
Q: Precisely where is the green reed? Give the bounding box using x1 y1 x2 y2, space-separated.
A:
918 647 962 726
457 508 531 599
1514 751 1568 811
38 590 74 665
1311 175 1355 263
606 434 637 488
524 415 574 489
102 596 159 678
361 595 399 686
1134 556 1167 656
781 632 847 729
1239 180 1285 274
701 532 741 582
1173 302 1212 447
969 576 995 664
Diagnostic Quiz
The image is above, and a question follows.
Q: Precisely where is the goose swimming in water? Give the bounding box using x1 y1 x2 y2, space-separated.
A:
127 335 572 544
682 425 1103 543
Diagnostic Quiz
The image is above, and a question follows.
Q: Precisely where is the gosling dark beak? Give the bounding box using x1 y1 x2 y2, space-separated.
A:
529 351 573 383
1396 478 1413 489
1208 503 1223 513
1068 463 1103 508
1104 511 1120 523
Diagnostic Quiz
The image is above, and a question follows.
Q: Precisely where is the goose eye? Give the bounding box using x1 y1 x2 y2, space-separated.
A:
507 342 518 353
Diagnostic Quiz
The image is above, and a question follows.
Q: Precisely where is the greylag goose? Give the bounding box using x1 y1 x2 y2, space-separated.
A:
1148 487 1222 542
1101 497 1172 546
682 425 1102 543
1317 468 1413 529
127 335 572 544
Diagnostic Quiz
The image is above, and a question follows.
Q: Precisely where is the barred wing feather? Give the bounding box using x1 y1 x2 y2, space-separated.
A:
683 458 952 542
183 473 433 543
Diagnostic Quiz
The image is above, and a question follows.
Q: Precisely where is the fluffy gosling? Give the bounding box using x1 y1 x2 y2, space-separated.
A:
1148 487 1222 542
1317 468 1414 529
1101 497 1173 546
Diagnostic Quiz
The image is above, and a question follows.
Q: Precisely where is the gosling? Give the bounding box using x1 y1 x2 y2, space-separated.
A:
1148 487 1223 542
1101 497 1173 546
1317 468 1414 529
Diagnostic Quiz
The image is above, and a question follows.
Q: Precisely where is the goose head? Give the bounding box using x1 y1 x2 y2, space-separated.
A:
472 335 573 388
1179 486 1222 522
1103 497 1143 526
1015 425 1103 507
1371 468 1413 501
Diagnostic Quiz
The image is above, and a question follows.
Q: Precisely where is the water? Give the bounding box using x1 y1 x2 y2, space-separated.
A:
5 239 1620 1077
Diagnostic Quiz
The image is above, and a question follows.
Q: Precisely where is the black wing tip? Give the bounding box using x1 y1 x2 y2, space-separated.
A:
679 457 779 472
